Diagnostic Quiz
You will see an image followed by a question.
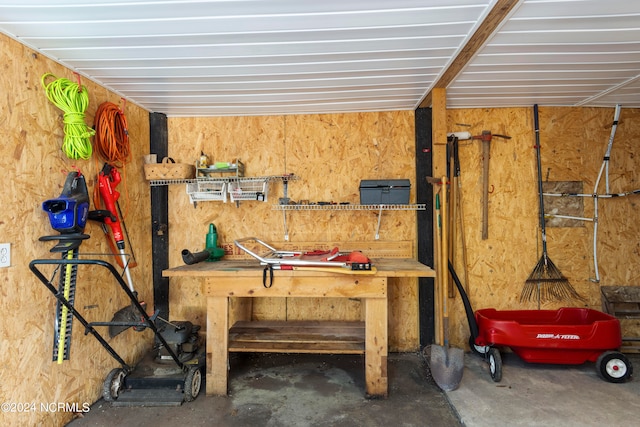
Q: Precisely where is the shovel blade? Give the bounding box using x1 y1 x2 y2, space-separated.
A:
430 345 465 391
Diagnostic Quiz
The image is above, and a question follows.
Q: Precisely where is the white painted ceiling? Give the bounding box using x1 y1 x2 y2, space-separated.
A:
1 0 639 117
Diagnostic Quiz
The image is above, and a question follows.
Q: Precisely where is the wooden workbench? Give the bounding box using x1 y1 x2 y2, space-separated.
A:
163 258 434 397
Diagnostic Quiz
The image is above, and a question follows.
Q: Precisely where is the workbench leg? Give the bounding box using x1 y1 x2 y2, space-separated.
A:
207 296 229 396
365 296 388 398
229 297 252 325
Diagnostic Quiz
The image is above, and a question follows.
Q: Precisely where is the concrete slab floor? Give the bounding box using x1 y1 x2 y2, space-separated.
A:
446 351 640 427
67 352 461 427
67 351 640 426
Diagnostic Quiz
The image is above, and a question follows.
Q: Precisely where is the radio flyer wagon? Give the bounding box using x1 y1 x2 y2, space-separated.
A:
448 264 633 384
473 307 633 383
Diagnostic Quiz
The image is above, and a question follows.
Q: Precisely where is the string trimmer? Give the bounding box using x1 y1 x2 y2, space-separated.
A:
90 163 145 337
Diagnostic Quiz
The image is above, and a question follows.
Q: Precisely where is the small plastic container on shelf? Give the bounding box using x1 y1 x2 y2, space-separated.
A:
228 179 268 202
196 159 245 178
186 181 227 203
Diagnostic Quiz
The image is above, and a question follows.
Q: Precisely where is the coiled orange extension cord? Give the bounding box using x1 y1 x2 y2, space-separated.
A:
92 101 133 238
93 101 130 166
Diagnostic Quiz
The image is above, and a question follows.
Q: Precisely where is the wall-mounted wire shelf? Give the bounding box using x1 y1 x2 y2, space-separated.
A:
272 204 426 211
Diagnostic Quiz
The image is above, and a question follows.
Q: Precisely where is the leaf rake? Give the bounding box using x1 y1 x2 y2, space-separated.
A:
521 105 584 307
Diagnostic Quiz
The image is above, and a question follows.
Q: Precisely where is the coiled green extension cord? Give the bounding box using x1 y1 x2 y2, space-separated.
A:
41 73 95 160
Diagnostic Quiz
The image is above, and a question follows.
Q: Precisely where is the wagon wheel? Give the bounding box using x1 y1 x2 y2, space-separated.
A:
470 336 490 355
184 366 202 402
596 351 633 383
102 368 127 402
469 337 481 354
488 348 502 382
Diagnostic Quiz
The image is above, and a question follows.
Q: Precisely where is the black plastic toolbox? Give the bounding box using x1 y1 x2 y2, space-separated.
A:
359 179 410 204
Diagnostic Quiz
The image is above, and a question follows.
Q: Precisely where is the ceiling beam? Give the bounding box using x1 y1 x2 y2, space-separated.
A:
417 0 520 108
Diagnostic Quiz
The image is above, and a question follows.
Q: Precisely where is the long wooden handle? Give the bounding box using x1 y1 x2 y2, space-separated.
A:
440 175 448 346
434 189 443 346
482 140 490 240
449 175 457 298
274 265 378 275
457 182 470 296
448 147 456 298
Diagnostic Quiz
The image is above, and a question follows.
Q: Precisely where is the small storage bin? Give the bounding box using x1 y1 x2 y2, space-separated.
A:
228 179 268 202
186 181 227 203
359 179 410 205
144 157 195 180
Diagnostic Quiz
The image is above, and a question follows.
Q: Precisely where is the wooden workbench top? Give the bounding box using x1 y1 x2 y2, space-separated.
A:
163 258 434 278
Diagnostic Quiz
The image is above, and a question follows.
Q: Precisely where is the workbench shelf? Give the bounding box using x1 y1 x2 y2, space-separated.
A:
228 320 365 354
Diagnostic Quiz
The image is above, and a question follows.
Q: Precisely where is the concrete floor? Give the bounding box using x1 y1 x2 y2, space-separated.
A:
67 351 639 427
448 350 640 427
67 352 460 427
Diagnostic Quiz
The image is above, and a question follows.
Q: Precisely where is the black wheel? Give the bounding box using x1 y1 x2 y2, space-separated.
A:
184 366 202 402
596 351 633 383
488 348 502 382
102 368 126 402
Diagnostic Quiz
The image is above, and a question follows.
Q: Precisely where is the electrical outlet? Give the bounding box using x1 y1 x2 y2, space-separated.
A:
0 243 10 267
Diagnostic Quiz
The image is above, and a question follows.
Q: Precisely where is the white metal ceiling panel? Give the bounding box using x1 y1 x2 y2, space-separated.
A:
1 0 639 115
0 0 495 115
446 0 640 109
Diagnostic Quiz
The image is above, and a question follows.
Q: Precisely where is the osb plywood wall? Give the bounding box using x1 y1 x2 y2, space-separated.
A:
166 112 420 351
445 107 640 348
0 34 153 427
3 29 639 426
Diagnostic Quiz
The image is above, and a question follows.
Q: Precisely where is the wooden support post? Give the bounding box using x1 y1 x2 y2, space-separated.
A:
365 294 388 397
431 88 448 175
206 294 229 395
431 88 447 345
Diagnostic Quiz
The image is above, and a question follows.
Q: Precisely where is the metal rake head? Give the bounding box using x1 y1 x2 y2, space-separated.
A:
520 279 585 304
521 255 585 304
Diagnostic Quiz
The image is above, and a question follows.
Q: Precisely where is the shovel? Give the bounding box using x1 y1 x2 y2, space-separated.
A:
430 175 464 391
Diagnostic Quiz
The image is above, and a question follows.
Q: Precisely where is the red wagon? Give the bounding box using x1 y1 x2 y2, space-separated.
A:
473 307 633 383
